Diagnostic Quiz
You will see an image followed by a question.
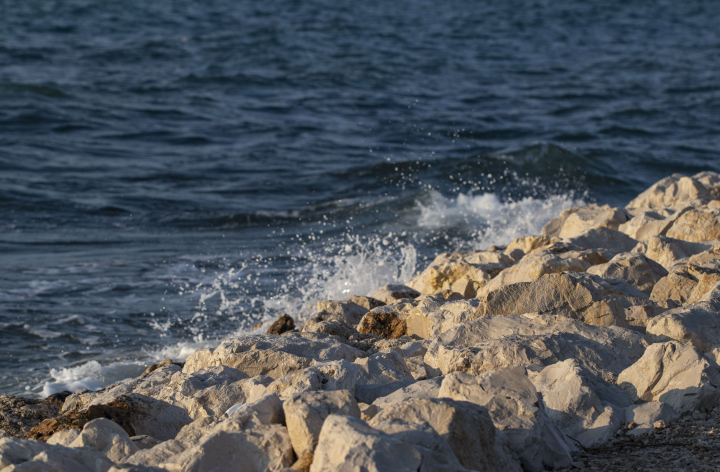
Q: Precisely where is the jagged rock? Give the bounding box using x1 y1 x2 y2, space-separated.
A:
404 296 479 339
693 170 720 199
46 429 80 446
479 272 651 328
424 313 648 382
478 242 608 296
618 210 684 242
69 418 139 463
633 235 712 271
505 235 558 256
617 341 720 413
542 204 629 239
665 207 720 242
370 284 420 304
531 359 631 448
268 314 296 335
354 351 412 386
625 174 712 215
347 295 385 310
406 251 512 298
586 252 668 295
283 390 360 471
29 393 192 442
439 367 572 471
355 378 417 405
357 311 406 339
0 436 115 471
372 377 443 407
265 360 360 400
63 364 182 413
368 397 523 472
647 283 720 352
565 227 639 253
310 414 476 472
314 300 368 325
157 365 254 419
624 402 679 436
0 395 62 438
182 332 365 378
129 435 161 450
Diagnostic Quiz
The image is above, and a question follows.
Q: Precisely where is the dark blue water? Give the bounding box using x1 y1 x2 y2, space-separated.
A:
1 0 719 396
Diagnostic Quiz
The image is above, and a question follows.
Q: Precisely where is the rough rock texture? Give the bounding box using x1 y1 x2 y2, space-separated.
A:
314 300 368 325
634 235 712 271
531 359 631 447
357 311 406 339
565 227 639 253
0 436 115 471
404 297 479 339
424 313 648 382
665 207 720 242
617 341 720 413
347 296 385 311
182 332 365 378
542 204 630 239
407 250 512 298
586 252 668 295
354 351 412 386
69 418 139 463
0 395 63 438
282 390 360 471
310 414 476 472
624 402 679 437
264 360 360 400
438 367 572 471
371 377 442 407
479 272 651 328
368 398 523 472
268 314 295 335
625 174 712 215
370 284 420 304
647 283 720 351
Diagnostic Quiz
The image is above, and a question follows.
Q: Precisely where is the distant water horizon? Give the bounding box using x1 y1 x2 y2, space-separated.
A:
1 0 719 396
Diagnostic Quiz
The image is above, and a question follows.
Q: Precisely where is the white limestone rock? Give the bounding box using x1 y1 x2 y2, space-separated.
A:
531 359 631 447
0 436 115 472
182 332 365 378
282 390 360 470
665 207 720 243
265 360 360 400
314 300 368 325
633 235 712 271
565 227 639 253
372 377 443 407
626 174 712 215
353 351 412 386
404 296 480 339
625 402 679 436
438 367 572 471
424 313 648 382
617 341 720 413
586 252 668 295
368 397 522 472
542 204 629 239
69 418 139 463
370 284 420 304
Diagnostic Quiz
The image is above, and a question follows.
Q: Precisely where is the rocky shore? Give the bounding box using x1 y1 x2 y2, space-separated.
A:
3 172 720 472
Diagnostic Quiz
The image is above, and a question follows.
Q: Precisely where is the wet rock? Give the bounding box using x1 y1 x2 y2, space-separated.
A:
357 311 406 339
407 250 512 298
283 390 360 471
424 313 648 382
542 204 630 239
0 395 62 438
617 341 720 414
370 283 420 304
368 397 523 472
268 314 296 335
586 252 668 295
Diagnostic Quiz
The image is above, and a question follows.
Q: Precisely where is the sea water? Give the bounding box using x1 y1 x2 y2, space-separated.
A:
1 0 719 396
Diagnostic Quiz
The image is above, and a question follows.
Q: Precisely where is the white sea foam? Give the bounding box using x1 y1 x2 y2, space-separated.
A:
416 190 585 249
40 360 146 397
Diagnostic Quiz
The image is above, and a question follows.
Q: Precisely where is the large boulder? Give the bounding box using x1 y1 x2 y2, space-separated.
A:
665 207 720 243
407 251 512 298
353 351 412 386
618 210 683 242
264 360 360 400
617 341 720 414
647 283 720 352
633 235 712 271
586 252 668 295
310 414 478 472
478 242 608 296
404 297 480 339
182 332 365 378
438 367 572 471
542 204 629 239
68 418 139 463
625 174 712 215
530 359 631 447
282 390 360 471
479 272 652 328
0 436 116 472
368 398 522 472
424 313 648 382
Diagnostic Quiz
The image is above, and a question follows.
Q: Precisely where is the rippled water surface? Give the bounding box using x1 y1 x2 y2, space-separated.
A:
1 0 719 395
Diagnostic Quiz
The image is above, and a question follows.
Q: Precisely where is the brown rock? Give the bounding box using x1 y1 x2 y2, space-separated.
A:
268 314 295 335
357 311 407 339
0 395 62 438
141 359 175 376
